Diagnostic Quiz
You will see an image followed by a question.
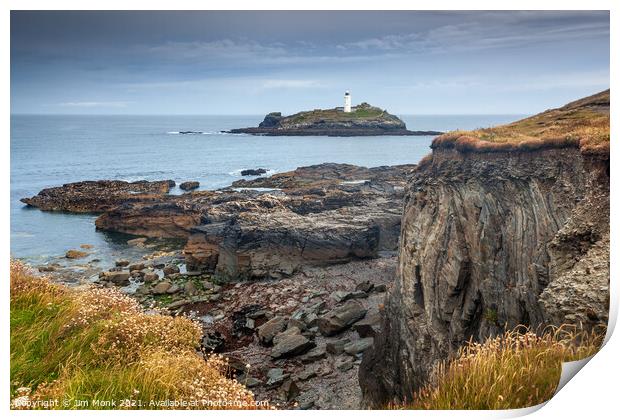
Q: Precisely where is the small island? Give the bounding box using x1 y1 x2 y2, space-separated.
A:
227 92 443 137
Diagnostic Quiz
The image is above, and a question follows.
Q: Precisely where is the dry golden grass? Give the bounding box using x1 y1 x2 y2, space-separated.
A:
10 261 264 410
393 325 605 410
431 90 609 155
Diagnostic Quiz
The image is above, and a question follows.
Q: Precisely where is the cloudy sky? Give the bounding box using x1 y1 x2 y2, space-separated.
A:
11 11 609 115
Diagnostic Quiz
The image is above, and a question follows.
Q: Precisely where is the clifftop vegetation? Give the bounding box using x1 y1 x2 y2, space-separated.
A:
10 261 260 410
392 326 604 410
432 89 610 155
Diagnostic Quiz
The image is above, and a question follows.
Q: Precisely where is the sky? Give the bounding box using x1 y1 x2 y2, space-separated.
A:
10 11 610 115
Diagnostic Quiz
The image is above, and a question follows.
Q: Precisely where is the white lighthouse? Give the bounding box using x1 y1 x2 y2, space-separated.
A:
344 91 352 113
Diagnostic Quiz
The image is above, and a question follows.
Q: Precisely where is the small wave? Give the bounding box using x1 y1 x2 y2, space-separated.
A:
167 131 205 135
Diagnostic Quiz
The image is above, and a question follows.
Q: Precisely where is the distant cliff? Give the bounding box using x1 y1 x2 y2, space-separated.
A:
359 90 610 407
228 103 442 137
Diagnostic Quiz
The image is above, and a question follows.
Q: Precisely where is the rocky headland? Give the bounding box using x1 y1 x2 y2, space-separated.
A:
359 89 610 407
227 102 442 137
20 90 610 410
22 162 410 408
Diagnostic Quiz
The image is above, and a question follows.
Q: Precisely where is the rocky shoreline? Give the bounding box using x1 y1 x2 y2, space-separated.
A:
227 127 442 137
23 163 412 279
21 162 409 408
19 91 610 410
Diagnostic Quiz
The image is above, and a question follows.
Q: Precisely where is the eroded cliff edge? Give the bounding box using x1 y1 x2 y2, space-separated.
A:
359 91 610 407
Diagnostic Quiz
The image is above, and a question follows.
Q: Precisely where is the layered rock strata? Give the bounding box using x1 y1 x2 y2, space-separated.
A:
359 137 609 407
23 163 414 280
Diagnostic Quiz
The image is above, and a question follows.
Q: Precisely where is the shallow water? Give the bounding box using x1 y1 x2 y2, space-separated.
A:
11 114 522 266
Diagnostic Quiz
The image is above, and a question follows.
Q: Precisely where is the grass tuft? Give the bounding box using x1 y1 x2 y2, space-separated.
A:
392 325 604 410
10 260 263 410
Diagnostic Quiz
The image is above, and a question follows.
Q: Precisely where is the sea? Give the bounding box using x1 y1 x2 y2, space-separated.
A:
10 114 522 267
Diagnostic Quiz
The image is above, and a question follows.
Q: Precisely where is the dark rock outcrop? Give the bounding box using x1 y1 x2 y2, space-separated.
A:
240 168 268 176
180 181 200 191
25 163 413 282
21 180 174 213
359 145 610 407
94 163 412 278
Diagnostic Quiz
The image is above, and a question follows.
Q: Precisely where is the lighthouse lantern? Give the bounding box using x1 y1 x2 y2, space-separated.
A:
344 91 352 113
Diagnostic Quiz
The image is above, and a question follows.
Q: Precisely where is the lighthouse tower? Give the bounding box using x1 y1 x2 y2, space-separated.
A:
344 91 352 113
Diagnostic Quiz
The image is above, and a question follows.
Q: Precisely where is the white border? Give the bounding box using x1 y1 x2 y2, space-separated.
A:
2 1 617 419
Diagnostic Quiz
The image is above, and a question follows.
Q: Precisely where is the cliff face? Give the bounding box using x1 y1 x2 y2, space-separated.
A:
359 144 609 407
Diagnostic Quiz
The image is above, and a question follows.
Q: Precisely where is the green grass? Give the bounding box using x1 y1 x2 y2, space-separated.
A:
483 308 498 324
10 261 259 410
283 103 393 124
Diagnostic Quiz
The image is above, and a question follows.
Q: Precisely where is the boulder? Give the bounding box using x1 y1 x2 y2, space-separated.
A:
326 338 350 355
237 375 261 388
65 249 88 259
373 284 387 293
271 329 315 359
317 301 367 336
280 379 300 401
257 316 287 345
233 304 263 337
266 368 289 388
100 271 130 286
163 264 180 275
37 265 58 272
201 332 225 353
128 262 146 271
152 281 172 294
180 181 200 191
353 310 382 338
330 290 368 303
167 299 190 310
296 366 318 381
167 284 181 294
240 168 268 176
115 259 130 267
184 281 198 295
300 343 327 363
355 281 374 293
143 271 159 282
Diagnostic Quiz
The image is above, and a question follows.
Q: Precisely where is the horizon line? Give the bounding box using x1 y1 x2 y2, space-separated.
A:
10 112 529 117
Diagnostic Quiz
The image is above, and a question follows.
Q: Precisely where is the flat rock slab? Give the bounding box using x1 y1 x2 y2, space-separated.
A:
257 316 287 345
21 179 174 213
271 329 315 359
318 301 367 336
